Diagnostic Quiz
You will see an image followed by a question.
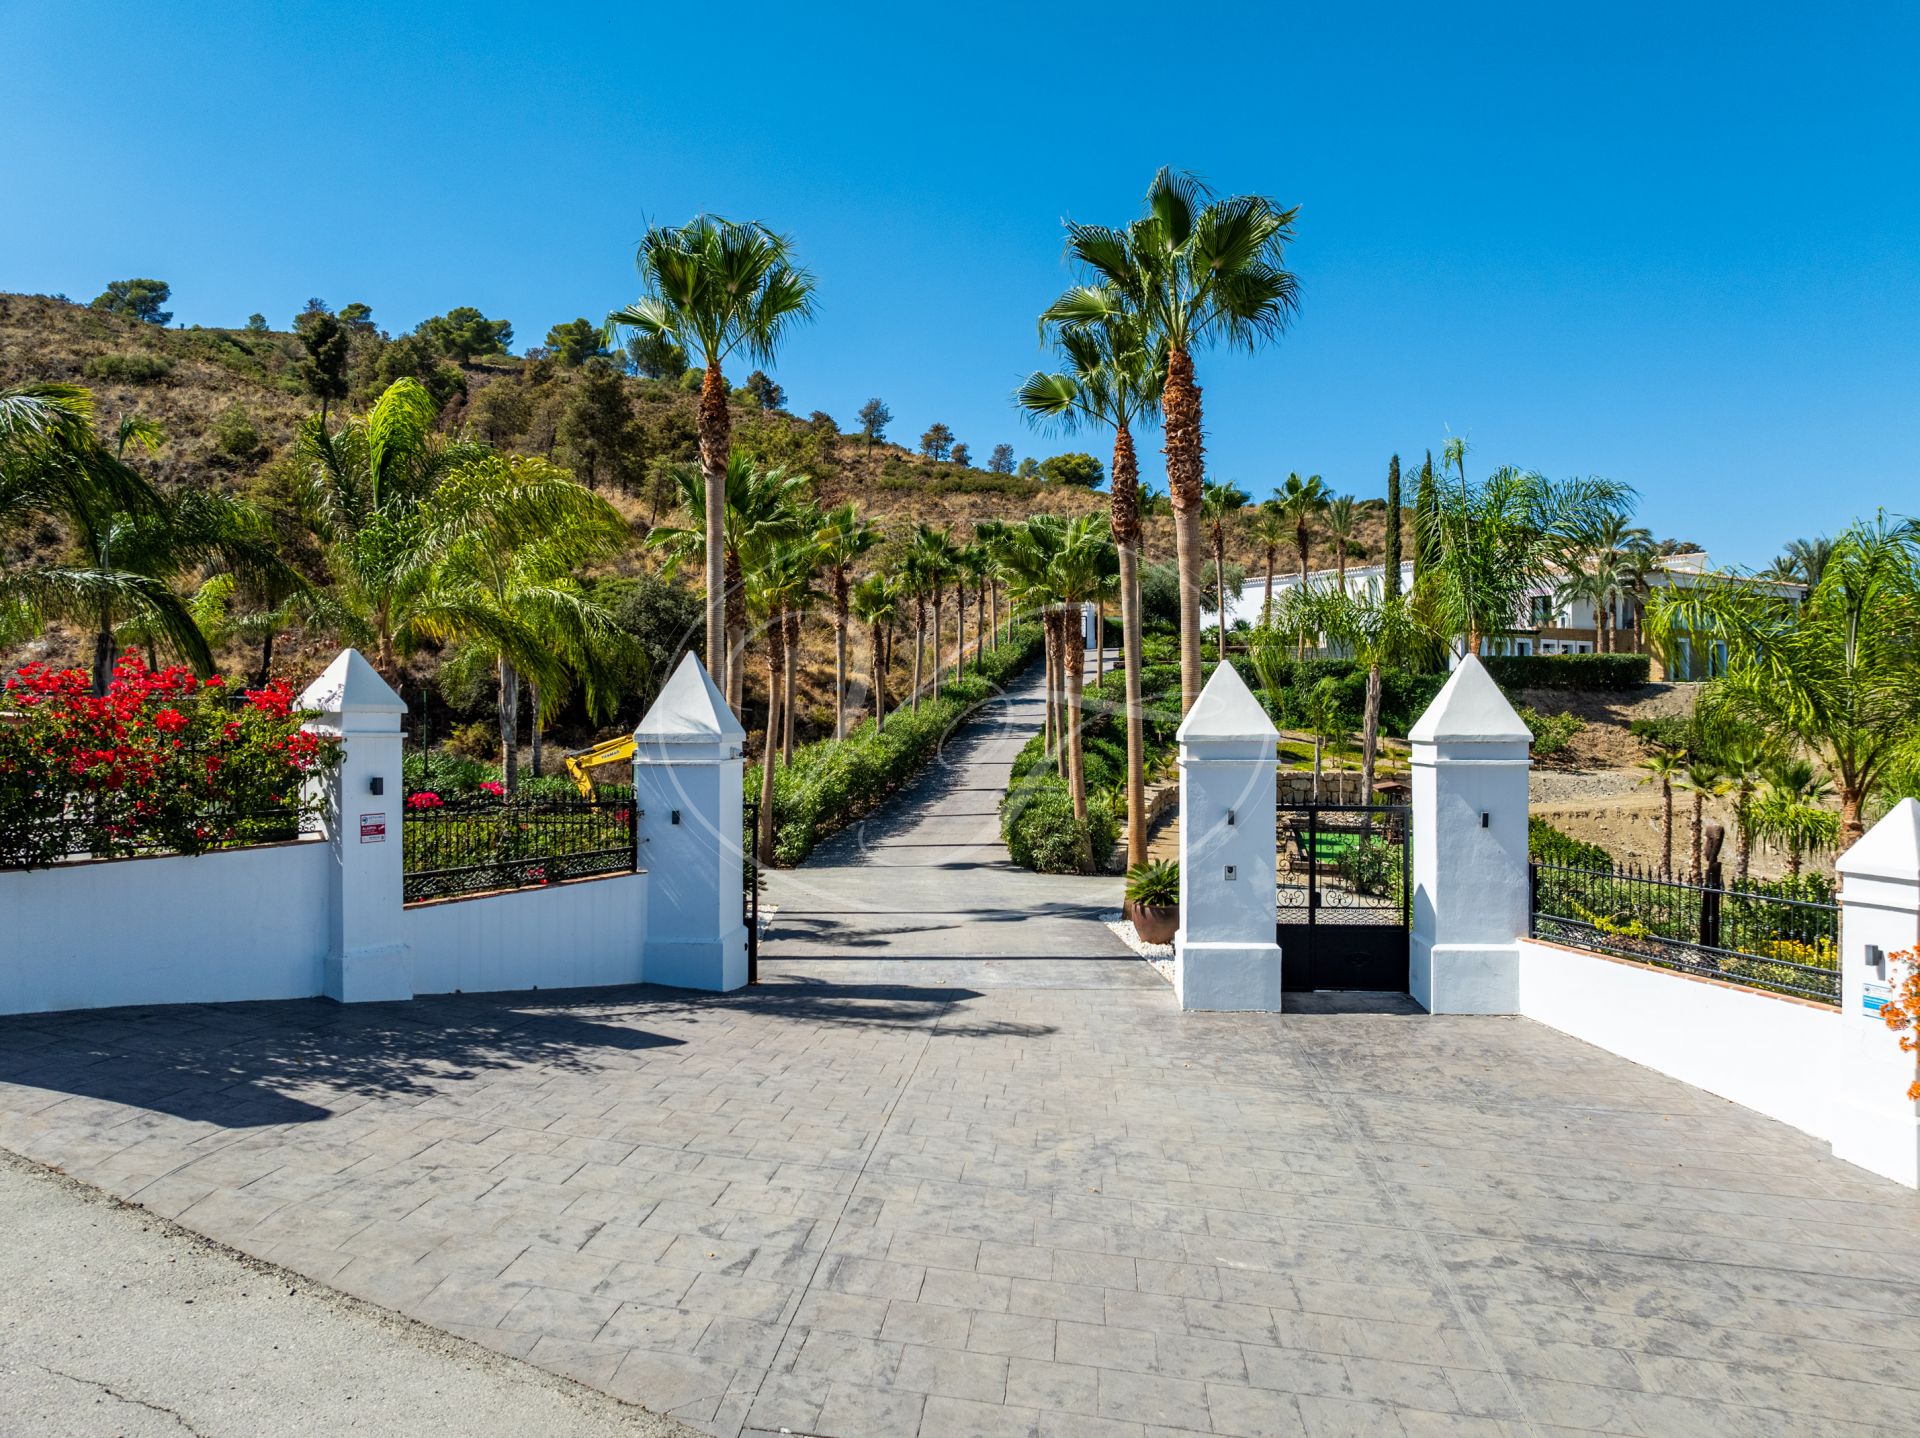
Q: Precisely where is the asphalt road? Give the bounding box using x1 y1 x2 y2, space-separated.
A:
0 1150 694 1437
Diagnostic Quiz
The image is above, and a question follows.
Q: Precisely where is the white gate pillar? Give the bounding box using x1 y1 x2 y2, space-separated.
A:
1831 799 1920 1187
632 653 749 992
1175 662 1284 1010
299 649 411 1003
1409 655 1531 1013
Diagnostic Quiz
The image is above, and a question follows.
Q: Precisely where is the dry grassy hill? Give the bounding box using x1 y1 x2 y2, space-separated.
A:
2 289 1399 750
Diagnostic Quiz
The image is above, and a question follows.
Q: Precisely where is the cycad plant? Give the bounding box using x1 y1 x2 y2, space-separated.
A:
609 216 816 699
1045 168 1300 716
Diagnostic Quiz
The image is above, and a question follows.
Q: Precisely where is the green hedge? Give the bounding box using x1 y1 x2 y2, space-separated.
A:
1529 816 1613 869
1483 652 1649 691
768 624 1043 865
1001 661 1184 874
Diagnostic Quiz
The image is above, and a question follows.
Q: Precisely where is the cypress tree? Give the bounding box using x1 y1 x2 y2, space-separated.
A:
1383 454 1402 600
1412 449 1438 590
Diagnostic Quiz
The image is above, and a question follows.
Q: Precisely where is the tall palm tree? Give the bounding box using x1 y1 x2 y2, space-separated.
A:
1200 480 1250 661
850 573 899 733
1323 494 1359 592
1045 168 1300 716
1273 472 1330 586
1678 760 1726 883
645 454 807 711
1250 501 1290 624
608 216 816 699
1017 307 1165 866
908 524 960 700
815 502 878 739
746 535 817 862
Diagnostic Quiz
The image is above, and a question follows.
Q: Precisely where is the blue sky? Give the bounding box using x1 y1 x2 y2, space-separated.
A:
5 2 1914 567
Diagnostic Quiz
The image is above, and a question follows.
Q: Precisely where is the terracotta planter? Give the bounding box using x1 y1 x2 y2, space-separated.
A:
1132 905 1178 945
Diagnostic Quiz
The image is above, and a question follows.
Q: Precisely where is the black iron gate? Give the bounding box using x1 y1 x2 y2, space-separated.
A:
1276 801 1411 991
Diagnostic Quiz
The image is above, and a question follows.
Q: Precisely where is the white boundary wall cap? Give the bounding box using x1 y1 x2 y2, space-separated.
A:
1408 654 1530 746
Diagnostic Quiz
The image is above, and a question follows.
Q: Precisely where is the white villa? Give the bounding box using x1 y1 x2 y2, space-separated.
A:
1215 552 1802 681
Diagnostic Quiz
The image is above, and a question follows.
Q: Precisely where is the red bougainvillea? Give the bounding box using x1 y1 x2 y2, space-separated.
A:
0 651 343 868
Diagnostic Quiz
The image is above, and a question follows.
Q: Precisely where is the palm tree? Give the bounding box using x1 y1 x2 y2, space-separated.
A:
0 387 214 690
409 454 634 793
1003 515 1114 818
1780 536 1835 590
1046 168 1300 716
746 534 817 862
1277 580 1429 799
908 524 960 699
1273 472 1330 655
1707 731 1776 884
1200 480 1250 661
1274 472 1329 585
1426 467 1633 658
814 503 878 739
1017 306 1165 867
1250 501 1290 625
1752 759 1840 878
1323 494 1359 592
646 455 807 711
1678 761 1726 883
1637 750 1684 877
299 378 489 679
958 539 992 676
1649 519 1920 845
849 573 899 733
608 216 816 700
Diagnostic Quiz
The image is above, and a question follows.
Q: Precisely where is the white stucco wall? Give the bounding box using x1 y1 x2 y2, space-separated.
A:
403 872 649 996
1518 938 1837 1141
0 841 332 1016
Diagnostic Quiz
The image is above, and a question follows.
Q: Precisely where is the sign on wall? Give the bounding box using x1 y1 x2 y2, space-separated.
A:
359 813 387 844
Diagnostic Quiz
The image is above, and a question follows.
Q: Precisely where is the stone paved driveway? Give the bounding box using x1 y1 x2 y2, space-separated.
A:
3 957 1919 1437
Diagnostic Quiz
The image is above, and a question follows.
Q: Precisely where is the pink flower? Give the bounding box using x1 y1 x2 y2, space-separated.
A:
407 791 444 810
479 780 505 797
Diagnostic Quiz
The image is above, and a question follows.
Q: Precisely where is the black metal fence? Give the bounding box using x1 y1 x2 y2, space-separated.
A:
1530 862 1840 1004
403 791 638 904
744 799 761 982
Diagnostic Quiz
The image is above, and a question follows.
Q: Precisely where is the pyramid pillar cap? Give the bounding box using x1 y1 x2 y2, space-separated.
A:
298 648 406 724
634 653 745 753
1409 655 1532 747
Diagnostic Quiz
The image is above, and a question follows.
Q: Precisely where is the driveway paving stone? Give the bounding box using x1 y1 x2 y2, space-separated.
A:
6 652 1920 1435
5 967 1920 1436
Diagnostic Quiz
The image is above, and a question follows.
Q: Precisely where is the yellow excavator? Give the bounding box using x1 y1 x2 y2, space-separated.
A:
564 735 637 797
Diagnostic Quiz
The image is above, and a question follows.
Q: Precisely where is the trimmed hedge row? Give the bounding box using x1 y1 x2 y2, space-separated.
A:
1529 816 1613 869
1484 652 1649 691
768 624 1043 865
1001 661 1185 874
